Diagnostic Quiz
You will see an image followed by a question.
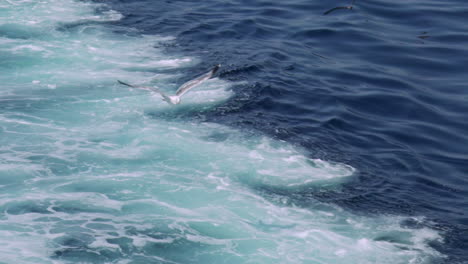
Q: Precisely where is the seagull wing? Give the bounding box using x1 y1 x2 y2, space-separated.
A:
175 64 220 97
5 0 17 5
118 80 156 92
117 80 171 101
323 6 352 15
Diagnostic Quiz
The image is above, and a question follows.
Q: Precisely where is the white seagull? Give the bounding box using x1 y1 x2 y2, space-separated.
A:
118 64 220 105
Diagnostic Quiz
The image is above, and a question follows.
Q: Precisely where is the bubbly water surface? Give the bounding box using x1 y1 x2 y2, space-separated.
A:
0 0 447 263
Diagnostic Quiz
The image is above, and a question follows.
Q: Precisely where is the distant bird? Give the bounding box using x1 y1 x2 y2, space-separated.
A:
118 64 220 105
323 0 355 15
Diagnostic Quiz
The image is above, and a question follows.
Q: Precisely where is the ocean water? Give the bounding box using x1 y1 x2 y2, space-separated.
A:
0 0 467 263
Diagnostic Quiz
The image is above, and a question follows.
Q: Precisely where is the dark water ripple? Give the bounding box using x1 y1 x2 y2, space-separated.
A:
99 0 468 262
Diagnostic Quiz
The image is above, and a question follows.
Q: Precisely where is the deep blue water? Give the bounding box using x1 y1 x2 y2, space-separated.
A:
1 0 467 263
107 0 468 262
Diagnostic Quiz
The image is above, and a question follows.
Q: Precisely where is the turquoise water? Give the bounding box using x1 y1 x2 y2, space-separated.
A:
0 1 445 263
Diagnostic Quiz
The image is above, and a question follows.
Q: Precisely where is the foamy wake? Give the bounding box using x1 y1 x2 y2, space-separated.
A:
0 0 443 263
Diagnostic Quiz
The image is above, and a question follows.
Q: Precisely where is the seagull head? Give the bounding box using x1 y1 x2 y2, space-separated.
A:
163 95 181 105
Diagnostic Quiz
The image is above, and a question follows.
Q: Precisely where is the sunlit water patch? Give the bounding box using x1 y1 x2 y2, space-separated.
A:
0 0 444 263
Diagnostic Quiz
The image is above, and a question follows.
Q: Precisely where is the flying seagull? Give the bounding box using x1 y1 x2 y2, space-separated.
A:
323 0 355 15
118 64 220 105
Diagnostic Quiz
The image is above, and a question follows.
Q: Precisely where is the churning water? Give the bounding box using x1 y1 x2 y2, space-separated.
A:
1 0 467 263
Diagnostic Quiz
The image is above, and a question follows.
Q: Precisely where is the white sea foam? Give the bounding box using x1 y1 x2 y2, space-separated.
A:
0 0 444 263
